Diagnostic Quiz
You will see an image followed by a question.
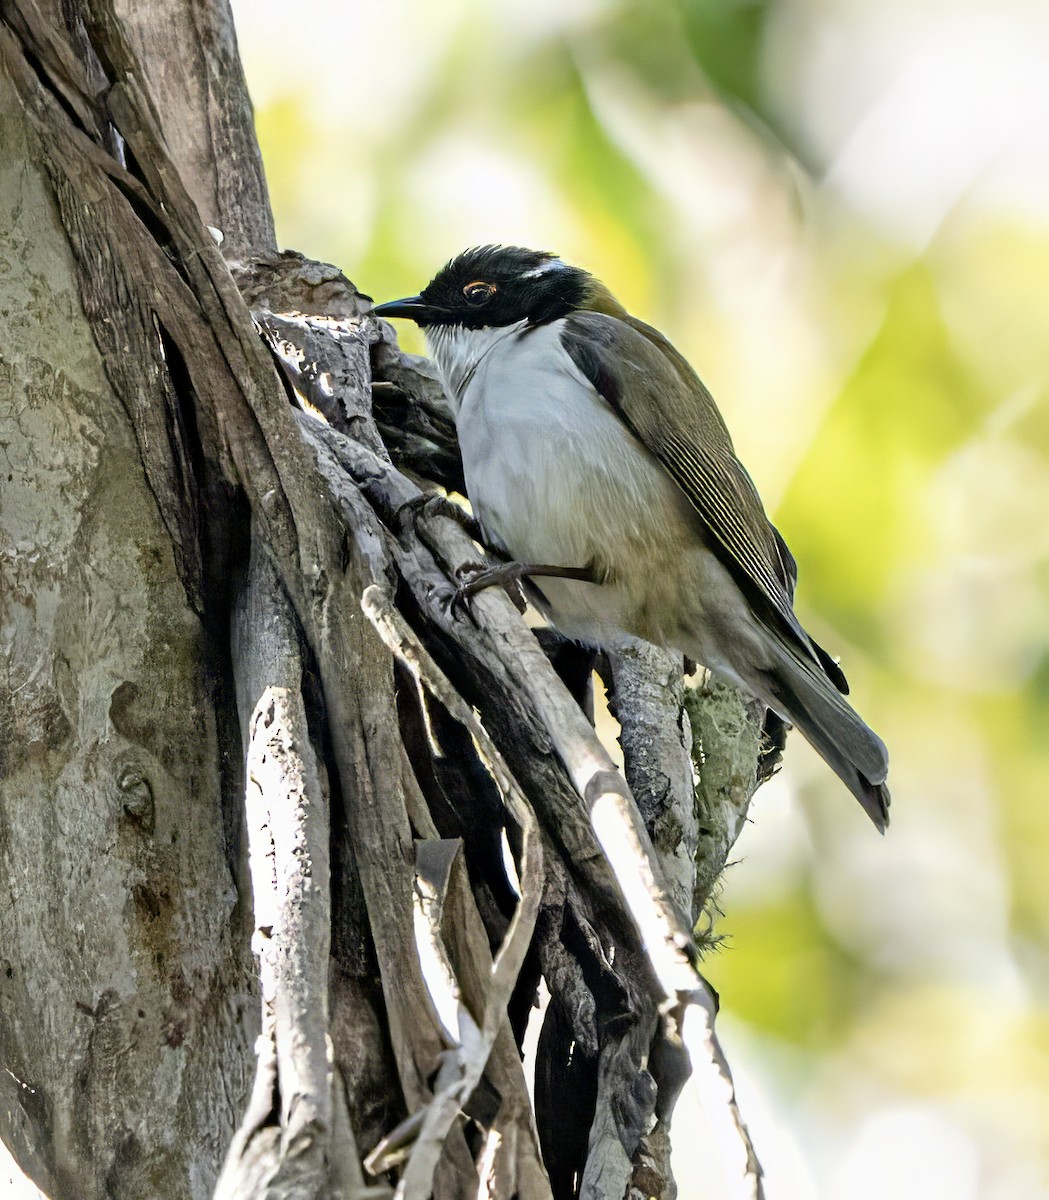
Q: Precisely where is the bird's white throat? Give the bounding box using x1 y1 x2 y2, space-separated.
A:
425 321 528 414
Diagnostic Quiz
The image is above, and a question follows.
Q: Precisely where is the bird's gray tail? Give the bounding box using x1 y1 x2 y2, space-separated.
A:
758 637 891 831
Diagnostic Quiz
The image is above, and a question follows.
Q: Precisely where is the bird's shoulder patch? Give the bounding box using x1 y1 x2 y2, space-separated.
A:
560 312 624 406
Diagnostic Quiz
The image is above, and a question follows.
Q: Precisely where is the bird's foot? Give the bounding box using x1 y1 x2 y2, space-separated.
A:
452 560 531 613
395 491 483 542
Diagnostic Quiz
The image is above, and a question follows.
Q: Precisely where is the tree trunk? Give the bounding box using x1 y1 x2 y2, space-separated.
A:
0 3 775 1197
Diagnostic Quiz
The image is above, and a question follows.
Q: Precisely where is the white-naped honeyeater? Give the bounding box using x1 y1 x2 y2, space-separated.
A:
373 246 890 830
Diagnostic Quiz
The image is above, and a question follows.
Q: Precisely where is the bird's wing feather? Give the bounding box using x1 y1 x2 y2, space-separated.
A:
560 310 846 688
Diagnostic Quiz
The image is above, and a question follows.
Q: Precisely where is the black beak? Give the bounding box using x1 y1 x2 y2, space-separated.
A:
371 295 434 323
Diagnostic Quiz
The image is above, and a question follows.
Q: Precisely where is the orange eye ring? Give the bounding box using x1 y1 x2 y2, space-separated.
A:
463 281 497 304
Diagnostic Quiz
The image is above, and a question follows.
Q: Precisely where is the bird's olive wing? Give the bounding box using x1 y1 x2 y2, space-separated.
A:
561 310 845 686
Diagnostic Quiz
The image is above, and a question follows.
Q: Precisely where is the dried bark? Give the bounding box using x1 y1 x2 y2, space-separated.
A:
0 2 775 1198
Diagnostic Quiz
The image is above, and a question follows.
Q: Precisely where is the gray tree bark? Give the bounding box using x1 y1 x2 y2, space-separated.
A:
0 3 776 1198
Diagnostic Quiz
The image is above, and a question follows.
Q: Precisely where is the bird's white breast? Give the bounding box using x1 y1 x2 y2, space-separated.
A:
425 320 701 647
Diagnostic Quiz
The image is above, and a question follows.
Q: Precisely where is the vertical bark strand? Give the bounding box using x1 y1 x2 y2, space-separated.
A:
112 0 276 257
0 43 255 1200
218 527 358 1198
607 639 698 925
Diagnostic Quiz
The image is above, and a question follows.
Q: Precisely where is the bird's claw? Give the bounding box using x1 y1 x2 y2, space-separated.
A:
425 562 493 622
395 492 482 541
451 560 530 614
430 577 469 620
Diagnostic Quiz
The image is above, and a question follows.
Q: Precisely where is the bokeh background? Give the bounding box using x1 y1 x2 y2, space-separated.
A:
229 2 1049 1197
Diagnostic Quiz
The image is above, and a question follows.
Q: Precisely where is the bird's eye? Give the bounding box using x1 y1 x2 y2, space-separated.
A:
463 281 497 305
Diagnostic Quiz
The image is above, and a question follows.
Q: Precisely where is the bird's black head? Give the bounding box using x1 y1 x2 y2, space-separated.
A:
373 245 592 329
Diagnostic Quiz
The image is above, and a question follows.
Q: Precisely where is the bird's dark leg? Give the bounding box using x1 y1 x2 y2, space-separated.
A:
456 561 597 599
447 560 597 618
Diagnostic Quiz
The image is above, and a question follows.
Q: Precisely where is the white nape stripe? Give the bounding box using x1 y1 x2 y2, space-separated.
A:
521 259 567 279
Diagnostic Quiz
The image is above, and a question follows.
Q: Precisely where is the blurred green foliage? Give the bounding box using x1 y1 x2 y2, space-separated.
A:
678 0 773 120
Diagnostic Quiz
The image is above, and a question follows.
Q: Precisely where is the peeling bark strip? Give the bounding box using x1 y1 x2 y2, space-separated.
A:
216 528 367 1199
360 587 546 1200
0 1 773 1197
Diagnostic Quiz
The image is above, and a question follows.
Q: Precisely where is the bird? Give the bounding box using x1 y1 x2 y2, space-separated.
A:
373 246 890 829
